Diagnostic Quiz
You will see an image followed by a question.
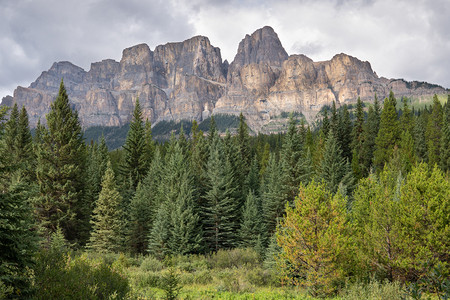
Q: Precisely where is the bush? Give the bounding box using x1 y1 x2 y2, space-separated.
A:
246 267 279 287
216 268 253 293
208 248 260 269
34 250 130 299
340 280 404 300
140 255 164 272
170 254 208 272
132 270 161 289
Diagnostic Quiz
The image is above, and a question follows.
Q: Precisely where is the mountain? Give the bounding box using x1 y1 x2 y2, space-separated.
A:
2 26 447 132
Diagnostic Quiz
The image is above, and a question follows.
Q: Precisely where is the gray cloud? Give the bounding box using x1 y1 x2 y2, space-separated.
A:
1 0 449 98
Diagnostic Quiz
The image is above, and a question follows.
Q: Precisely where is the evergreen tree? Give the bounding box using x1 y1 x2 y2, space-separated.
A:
129 148 163 254
321 108 330 137
317 131 353 195
336 104 353 162
0 180 37 298
245 155 261 196
121 98 147 190
373 91 400 171
16 106 35 178
237 112 251 169
414 112 428 163
35 80 88 243
426 95 443 166
351 97 365 179
360 95 381 176
88 161 124 252
440 97 450 172
280 115 308 204
144 119 155 168
239 191 264 248
85 136 109 212
276 180 349 297
261 153 285 235
148 203 171 259
203 136 239 251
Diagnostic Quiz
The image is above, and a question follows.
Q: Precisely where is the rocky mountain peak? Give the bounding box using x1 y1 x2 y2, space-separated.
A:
231 26 288 68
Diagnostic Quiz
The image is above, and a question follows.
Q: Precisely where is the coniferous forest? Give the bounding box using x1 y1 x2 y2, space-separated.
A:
1 81 449 299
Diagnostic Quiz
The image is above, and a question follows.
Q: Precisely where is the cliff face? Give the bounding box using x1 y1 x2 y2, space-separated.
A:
4 26 447 131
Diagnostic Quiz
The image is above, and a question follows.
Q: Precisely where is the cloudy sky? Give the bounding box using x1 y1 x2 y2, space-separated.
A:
1 0 449 98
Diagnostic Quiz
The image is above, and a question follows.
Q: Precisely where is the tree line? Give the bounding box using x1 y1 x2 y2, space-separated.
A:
0 80 448 297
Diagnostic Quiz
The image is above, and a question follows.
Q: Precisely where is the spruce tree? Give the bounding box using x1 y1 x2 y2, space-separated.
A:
121 98 147 190
351 98 365 179
203 136 239 251
280 115 307 204
317 131 353 195
373 91 400 171
245 155 261 196
336 104 353 162
129 148 163 254
16 106 34 179
321 108 330 137
0 180 37 298
148 203 170 259
239 191 264 248
88 161 124 253
35 80 88 243
261 153 285 234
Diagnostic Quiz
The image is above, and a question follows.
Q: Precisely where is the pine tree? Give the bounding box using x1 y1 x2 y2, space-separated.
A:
121 98 147 190
373 91 400 171
144 119 155 168
360 95 381 175
351 166 403 281
88 161 124 253
203 136 239 251
85 136 109 212
276 180 349 297
239 191 264 248
35 80 88 243
426 95 443 166
321 108 330 137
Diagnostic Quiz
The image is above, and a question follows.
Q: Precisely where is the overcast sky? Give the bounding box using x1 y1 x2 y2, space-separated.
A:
1 0 449 99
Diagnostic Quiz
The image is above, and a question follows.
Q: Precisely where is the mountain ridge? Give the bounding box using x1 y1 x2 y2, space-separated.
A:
2 26 448 132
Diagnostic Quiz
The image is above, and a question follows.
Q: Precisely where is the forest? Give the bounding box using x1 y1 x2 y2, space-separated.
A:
0 80 448 299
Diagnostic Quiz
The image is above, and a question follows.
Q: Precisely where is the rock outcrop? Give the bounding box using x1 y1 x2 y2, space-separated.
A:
3 26 447 132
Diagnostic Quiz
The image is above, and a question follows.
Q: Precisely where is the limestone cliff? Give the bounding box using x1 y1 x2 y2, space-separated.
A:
3 26 447 132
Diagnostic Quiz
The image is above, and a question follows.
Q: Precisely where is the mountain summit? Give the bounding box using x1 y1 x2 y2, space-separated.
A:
3 26 447 131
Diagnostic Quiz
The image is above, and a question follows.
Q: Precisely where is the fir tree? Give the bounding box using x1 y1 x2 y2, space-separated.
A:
373 91 400 171
148 203 171 259
35 80 88 243
245 155 261 196
321 108 330 137
88 161 124 252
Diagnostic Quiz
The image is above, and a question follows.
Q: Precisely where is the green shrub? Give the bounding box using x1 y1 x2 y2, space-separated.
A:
340 280 404 300
216 268 254 293
246 267 280 287
208 248 260 269
140 255 164 272
132 270 161 289
34 250 129 299
170 254 208 272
